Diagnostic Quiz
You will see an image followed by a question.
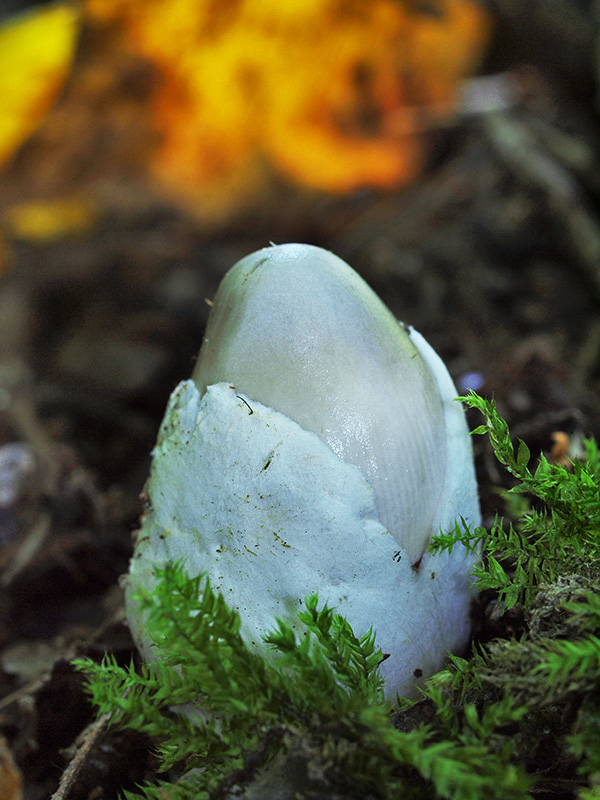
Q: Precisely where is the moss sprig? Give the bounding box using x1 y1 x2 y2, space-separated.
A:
74 560 532 799
430 392 600 609
75 393 600 798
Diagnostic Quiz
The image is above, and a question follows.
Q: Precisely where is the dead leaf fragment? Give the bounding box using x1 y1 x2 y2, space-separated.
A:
0 737 23 800
551 431 570 465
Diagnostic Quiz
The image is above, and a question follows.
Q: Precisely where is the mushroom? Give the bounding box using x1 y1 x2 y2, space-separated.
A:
126 243 480 698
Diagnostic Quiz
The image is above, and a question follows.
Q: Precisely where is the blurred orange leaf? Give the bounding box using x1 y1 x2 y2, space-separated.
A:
85 0 491 197
0 2 80 170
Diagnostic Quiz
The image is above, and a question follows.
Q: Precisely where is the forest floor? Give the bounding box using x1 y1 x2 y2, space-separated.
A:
1 1 600 798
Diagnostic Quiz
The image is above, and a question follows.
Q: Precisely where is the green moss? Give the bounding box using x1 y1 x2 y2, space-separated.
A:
75 393 600 799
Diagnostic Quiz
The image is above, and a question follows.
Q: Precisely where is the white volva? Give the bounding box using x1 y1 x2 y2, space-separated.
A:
126 243 480 698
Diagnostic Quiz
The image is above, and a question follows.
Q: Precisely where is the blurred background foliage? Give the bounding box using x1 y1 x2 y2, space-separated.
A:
0 0 490 229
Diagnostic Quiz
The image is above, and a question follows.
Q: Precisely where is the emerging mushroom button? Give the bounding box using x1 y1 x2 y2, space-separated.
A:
126 243 480 698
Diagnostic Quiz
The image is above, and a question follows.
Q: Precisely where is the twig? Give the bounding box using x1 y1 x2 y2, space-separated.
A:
483 111 600 298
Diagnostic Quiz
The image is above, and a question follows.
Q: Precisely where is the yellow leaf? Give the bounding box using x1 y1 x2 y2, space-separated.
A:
0 2 80 170
5 196 100 241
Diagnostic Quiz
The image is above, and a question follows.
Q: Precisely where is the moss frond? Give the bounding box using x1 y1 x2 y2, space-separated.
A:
75 393 600 798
